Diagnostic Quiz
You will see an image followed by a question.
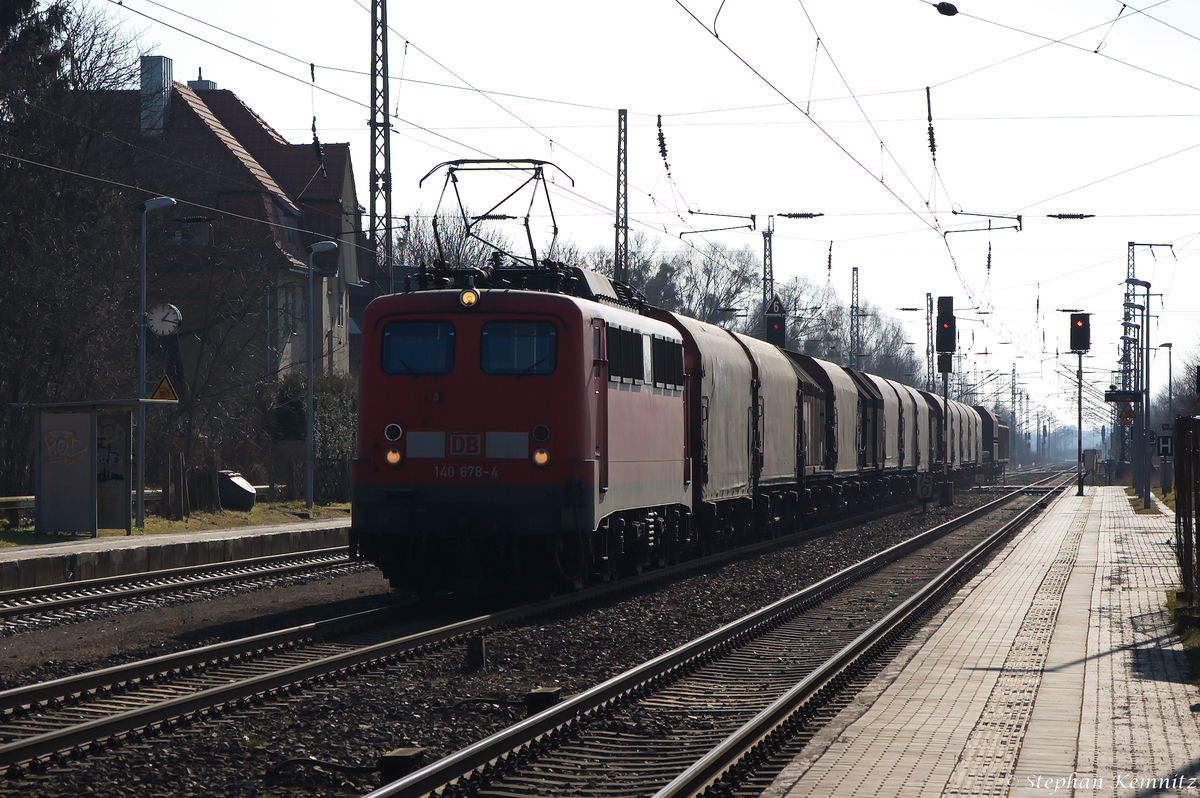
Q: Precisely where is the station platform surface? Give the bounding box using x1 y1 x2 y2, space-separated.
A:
762 485 1198 798
0 518 350 590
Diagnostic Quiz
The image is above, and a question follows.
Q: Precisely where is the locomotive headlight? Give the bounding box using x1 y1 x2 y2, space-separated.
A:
385 448 403 466
531 448 550 467
459 288 480 307
384 423 403 441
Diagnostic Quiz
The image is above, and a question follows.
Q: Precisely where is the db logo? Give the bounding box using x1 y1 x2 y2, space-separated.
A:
449 433 483 457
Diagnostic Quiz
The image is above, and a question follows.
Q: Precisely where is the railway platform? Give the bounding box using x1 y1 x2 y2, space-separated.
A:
762 485 1198 798
0 518 349 591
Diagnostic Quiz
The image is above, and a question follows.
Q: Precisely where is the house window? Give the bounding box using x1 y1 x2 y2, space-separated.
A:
281 213 300 248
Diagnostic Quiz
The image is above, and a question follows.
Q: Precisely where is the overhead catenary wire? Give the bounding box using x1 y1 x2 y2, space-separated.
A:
114 0 740 253
111 0 1200 269
91 0 1200 369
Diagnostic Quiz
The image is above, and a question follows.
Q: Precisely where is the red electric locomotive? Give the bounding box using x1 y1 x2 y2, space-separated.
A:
352 159 1001 595
352 264 692 593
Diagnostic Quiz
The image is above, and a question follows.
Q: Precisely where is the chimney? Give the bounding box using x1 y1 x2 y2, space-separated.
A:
187 68 218 92
140 55 173 138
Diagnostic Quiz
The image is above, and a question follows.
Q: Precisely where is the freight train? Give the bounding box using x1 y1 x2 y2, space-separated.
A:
350 260 1008 595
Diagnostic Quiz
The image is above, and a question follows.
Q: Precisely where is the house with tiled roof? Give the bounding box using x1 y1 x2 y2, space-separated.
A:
75 56 367 458
60 55 370 490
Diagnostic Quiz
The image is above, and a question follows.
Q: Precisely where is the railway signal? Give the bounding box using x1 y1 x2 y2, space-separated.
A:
1069 313 1090 352
764 295 787 349
935 296 955 355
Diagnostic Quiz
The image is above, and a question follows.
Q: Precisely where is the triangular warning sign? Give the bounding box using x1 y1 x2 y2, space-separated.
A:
766 295 786 315
1119 402 1135 421
150 375 179 402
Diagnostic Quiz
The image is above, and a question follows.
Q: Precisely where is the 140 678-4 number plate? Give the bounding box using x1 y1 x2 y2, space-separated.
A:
434 465 499 478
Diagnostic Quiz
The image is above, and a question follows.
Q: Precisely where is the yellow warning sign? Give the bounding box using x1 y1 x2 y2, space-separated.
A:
1119 402 1135 425
149 375 179 402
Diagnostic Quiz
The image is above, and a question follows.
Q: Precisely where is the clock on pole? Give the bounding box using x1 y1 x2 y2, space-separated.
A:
146 303 182 337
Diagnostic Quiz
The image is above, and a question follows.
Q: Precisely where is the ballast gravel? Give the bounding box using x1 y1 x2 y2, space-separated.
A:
1 495 997 797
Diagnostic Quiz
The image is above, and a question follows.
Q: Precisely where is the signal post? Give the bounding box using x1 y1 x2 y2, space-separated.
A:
1070 313 1091 495
936 297 955 506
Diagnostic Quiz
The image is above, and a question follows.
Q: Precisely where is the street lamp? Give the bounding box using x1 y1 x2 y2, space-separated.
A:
305 240 339 510
137 196 176 529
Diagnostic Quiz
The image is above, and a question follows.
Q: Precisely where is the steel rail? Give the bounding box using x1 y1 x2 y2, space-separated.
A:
0 547 354 621
362 481 1057 798
0 604 500 772
653 477 1069 797
0 496 934 717
0 480 1053 776
0 604 399 714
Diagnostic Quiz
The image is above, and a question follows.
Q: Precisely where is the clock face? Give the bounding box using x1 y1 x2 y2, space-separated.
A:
147 303 182 337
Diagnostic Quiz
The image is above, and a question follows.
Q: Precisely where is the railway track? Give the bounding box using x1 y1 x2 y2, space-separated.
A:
0 479 1056 783
0 548 366 634
364 474 1067 798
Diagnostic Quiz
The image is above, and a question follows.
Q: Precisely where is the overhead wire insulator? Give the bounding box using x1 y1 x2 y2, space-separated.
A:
925 87 937 165
311 116 324 160
656 115 672 178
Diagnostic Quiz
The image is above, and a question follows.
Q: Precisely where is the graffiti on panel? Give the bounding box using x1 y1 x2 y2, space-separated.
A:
41 428 88 466
96 411 131 530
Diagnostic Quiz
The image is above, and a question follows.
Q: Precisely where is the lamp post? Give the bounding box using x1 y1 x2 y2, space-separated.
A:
137 196 176 529
305 240 339 510
1126 277 1151 509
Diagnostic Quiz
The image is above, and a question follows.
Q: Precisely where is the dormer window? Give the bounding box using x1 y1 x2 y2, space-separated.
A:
280 214 300 248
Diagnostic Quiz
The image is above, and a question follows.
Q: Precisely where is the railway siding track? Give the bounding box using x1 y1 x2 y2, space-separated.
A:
364 478 1064 798
0 548 362 633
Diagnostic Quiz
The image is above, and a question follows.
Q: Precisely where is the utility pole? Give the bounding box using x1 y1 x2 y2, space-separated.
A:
849 267 860 368
370 0 394 292
614 109 629 284
765 213 822 342
1122 242 1172 477
762 216 773 325
925 293 935 391
1011 363 1018 467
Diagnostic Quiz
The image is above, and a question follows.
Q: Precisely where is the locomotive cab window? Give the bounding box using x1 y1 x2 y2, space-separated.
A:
481 321 557 374
381 321 454 374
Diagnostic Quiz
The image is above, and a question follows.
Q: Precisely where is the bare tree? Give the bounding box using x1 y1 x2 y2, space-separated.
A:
389 210 512 289
575 231 684 312
0 1 141 494
669 241 759 325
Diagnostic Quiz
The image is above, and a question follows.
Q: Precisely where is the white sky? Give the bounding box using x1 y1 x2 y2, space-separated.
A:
98 0 1200 430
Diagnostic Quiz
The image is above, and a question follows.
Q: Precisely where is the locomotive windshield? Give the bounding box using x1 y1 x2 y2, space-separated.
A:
381 321 455 374
481 321 557 375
